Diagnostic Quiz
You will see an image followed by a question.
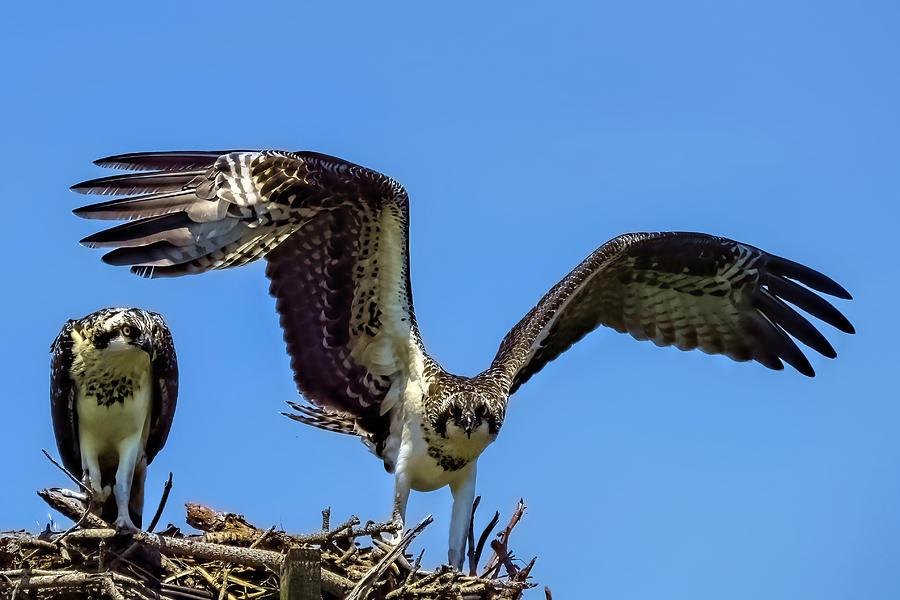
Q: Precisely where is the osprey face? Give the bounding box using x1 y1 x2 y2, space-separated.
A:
432 388 504 441
75 312 153 358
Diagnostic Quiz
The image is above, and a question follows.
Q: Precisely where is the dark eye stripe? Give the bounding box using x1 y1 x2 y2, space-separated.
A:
92 331 113 349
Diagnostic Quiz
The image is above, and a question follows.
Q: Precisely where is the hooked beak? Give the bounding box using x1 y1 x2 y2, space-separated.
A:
138 335 154 359
461 412 477 438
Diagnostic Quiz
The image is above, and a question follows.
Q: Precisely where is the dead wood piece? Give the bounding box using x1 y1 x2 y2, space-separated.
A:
482 499 527 579
37 488 107 529
346 515 433 600
280 547 320 600
0 569 157 600
148 472 174 533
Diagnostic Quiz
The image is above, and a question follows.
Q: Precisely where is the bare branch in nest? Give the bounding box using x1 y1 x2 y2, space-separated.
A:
482 499 532 580
186 502 400 551
346 514 433 600
41 449 88 493
37 488 106 529
467 495 482 576
147 472 173 533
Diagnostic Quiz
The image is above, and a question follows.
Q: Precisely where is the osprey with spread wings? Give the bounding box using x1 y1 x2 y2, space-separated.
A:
72 150 853 567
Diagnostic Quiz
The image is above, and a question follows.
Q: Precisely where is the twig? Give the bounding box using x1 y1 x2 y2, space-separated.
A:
219 526 274 600
37 489 107 529
467 495 482 576
40 449 96 547
148 472 173 533
41 449 88 493
482 499 526 579
474 510 500 576
346 515 433 600
102 574 126 600
405 549 425 585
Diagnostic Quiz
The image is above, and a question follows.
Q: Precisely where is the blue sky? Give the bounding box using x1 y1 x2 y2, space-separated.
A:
1 1 897 598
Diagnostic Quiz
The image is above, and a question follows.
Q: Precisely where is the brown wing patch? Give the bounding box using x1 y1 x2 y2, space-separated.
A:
493 232 853 392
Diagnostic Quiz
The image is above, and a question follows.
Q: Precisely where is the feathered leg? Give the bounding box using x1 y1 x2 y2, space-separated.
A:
112 435 143 531
392 464 410 539
128 455 147 529
448 462 477 570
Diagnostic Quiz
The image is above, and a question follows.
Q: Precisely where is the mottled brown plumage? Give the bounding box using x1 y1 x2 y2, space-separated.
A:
72 150 853 566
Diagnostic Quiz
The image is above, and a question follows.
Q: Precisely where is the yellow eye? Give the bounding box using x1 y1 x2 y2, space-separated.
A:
122 326 132 337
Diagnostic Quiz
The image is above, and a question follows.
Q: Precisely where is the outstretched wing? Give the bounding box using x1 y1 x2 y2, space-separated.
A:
73 151 428 428
50 321 82 478
139 310 178 465
491 232 854 393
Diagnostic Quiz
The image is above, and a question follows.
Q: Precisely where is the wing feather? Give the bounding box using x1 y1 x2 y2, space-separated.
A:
73 151 428 437
142 311 178 464
50 321 82 478
491 232 853 392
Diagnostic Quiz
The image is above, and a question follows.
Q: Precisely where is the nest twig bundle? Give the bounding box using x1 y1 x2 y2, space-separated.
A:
0 488 535 599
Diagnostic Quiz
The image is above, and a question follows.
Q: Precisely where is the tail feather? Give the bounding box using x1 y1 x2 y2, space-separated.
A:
283 401 359 436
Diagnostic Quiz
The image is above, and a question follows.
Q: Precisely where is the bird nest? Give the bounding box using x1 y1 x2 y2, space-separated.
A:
0 483 537 599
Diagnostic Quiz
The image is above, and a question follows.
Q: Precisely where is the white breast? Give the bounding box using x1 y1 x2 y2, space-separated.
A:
73 343 154 459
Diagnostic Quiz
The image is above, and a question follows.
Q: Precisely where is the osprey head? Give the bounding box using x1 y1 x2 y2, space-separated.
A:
77 308 156 358
433 385 505 439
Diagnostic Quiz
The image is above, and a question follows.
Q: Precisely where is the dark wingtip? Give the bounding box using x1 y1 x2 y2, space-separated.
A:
833 315 855 335
831 285 853 301
798 363 815 377
79 234 99 248
70 181 92 194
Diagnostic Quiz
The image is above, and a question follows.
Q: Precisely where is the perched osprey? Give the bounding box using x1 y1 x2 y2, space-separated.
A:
51 308 178 530
72 150 853 566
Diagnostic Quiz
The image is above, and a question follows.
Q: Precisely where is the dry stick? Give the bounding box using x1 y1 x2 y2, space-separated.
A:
41 449 88 493
466 495 482 576
45 527 354 594
346 514 433 600
473 510 500 576
186 503 397 548
101 575 126 600
489 539 518 579
513 556 537 583
218 525 274 600
404 549 425 585
37 489 108 529
39 450 96 549
147 472 173 533
0 570 157 600
482 499 526 579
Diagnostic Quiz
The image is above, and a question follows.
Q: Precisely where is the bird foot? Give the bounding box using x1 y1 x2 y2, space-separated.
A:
113 516 139 533
389 514 405 545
